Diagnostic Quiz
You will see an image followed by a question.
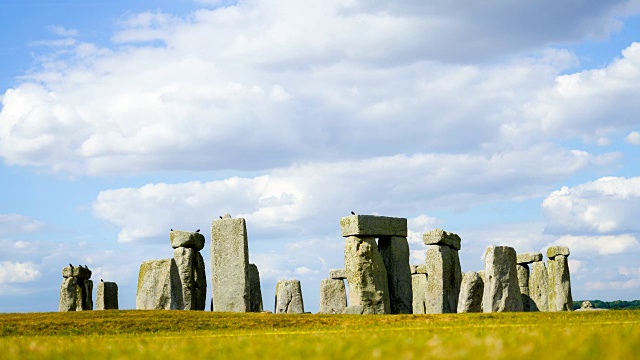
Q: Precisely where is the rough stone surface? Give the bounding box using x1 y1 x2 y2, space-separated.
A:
344 236 390 314
170 230 206 251
329 268 347 280
343 305 365 314
378 236 413 314
174 247 196 310
78 279 93 311
529 261 549 312
340 215 407 237
211 217 251 312
275 279 304 314
194 251 207 311
425 245 462 314
516 264 531 311
457 271 484 313
136 259 184 310
318 278 347 314
59 277 77 312
581 300 593 309
410 264 428 275
548 254 573 311
483 246 523 313
62 266 92 280
516 252 543 264
422 229 461 250
411 273 428 314
249 264 264 312
547 246 570 258
96 281 119 310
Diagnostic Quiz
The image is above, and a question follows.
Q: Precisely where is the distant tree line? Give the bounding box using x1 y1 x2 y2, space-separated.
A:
573 300 640 310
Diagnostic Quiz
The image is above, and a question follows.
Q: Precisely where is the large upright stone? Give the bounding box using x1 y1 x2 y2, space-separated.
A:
529 261 548 311
136 259 184 310
59 277 77 312
425 245 462 313
318 278 347 314
275 279 304 314
516 264 530 311
457 271 484 313
411 273 428 314
211 216 251 312
378 236 413 314
340 215 407 237
423 229 461 250
547 246 573 312
174 247 196 310
76 279 93 311
248 264 264 312
170 230 205 251
194 252 207 311
96 281 119 310
344 236 390 314
483 246 523 312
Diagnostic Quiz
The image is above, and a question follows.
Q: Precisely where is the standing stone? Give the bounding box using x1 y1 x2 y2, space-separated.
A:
275 279 304 314
96 281 119 310
529 261 549 311
136 259 184 310
194 252 207 311
318 278 347 314
248 264 264 312
411 273 428 314
344 236 390 314
425 245 462 313
211 215 251 312
516 264 530 311
547 246 573 312
82 280 94 310
378 236 413 314
483 246 523 312
59 277 77 312
174 247 196 310
457 271 484 313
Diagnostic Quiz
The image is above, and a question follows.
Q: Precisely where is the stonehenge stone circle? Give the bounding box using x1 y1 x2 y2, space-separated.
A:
275 279 304 314
411 271 428 314
547 246 573 312
59 265 93 312
96 281 119 310
249 264 264 312
344 235 390 314
318 278 347 314
211 215 251 312
529 260 549 312
457 271 484 313
378 236 413 314
483 246 523 312
423 234 462 314
136 259 184 310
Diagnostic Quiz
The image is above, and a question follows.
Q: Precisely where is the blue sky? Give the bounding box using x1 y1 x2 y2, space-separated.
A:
2 0 640 313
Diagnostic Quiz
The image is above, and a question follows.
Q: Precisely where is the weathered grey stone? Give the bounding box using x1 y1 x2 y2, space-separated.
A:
411 273 428 314
329 268 347 280
194 252 207 311
581 301 593 309
548 254 573 312
477 270 485 282
275 279 304 314
77 279 93 311
547 246 570 258
457 271 484 313
343 305 365 314
378 236 413 314
170 230 206 251
136 259 184 310
96 281 119 310
410 264 428 275
211 216 250 312
344 236 390 314
174 247 196 310
249 264 263 312
425 244 462 314
483 246 523 313
528 261 548 312
59 277 77 312
340 215 407 237
62 265 92 280
516 252 543 264
516 263 530 311
318 278 347 314
422 229 461 250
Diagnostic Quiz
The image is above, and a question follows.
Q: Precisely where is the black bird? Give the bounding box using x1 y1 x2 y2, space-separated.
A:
69 263 73 268
219 216 223 219
351 211 356 215
84 265 88 269
101 279 103 282
196 229 200 233
171 228 173 231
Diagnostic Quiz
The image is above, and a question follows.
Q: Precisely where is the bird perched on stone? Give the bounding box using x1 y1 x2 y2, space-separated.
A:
171 229 173 231
69 264 73 268
101 279 103 282
84 265 88 269
351 211 356 215
219 216 223 219
196 229 200 233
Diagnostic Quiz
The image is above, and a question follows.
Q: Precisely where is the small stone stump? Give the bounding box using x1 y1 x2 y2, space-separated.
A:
423 229 462 314
457 271 484 313
547 246 573 312
96 281 119 310
275 279 304 314
483 246 523 312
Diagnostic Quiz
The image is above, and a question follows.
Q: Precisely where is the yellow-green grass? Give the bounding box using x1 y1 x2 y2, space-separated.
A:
1 310 639 359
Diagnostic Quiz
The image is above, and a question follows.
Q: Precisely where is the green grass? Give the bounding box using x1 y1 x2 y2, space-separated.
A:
0 310 638 359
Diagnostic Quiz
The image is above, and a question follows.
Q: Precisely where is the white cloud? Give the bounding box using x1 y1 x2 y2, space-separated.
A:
49 25 78 37
0 214 44 236
0 262 40 284
626 131 640 145
543 177 640 235
551 234 640 257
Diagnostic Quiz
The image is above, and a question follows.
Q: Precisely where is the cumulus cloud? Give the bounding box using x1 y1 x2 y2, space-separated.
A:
0 214 44 236
626 131 640 145
543 176 640 235
551 234 640 257
0 262 40 284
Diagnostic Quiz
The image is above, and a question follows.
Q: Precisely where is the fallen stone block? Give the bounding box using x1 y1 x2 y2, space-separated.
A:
329 268 347 280
340 215 407 237
422 229 461 250
318 278 347 314
425 244 462 313
411 273 428 314
344 236 390 314
516 252 543 264
249 264 264 312
96 281 119 310
275 279 304 314
378 236 413 314
170 230 205 251
136 259 184 310
483 246 523 313
457 271 484 313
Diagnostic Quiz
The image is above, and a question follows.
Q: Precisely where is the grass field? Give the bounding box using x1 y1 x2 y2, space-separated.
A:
1 310 638 359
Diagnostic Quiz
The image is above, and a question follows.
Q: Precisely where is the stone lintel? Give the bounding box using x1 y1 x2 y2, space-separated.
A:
410 264 428 275
329 268 347 280
170 230 205 251
516 252 543 264
422 229 461 250
62 266 92 280
547 246 570 259
340 215 407 237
